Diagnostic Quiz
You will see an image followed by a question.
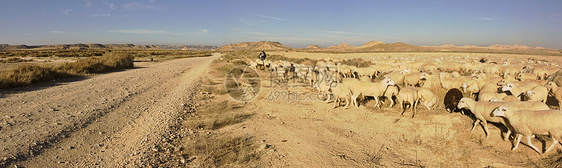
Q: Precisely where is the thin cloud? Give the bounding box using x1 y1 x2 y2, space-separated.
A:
255 14 284 21
90 13 111 18
321 30 368 36
479 17 495 21
199 29 209 34
50 31 66 34
123 2 154 10
112 29 171 35
62 9 72 15
101 0 116 10
84 0 93 8
110 29 207 36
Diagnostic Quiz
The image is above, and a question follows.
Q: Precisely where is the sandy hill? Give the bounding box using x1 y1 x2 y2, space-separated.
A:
218 41 291 50
358 41 384 48
488 44 532 49
327 43 356 49
358 42 425 51
306 45 321 49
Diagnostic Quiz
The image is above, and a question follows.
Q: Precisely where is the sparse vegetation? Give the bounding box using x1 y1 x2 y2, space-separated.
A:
0 52 134 88
0 49 212 89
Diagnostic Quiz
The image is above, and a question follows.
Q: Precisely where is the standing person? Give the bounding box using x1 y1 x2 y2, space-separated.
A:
258 50 266 69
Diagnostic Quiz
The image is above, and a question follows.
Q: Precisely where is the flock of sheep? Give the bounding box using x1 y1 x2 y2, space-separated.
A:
248 55 562 154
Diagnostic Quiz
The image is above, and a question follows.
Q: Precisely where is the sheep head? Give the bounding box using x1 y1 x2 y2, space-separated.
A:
457 98 471 109
492 106 510 117
502 84 514 92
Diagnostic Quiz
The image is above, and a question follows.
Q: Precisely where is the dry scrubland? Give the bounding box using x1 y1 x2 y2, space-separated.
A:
177 50 562 167
0 49 211 88
3 48 562 167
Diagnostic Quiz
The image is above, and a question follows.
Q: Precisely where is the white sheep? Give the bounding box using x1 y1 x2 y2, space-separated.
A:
501 82 541 97
403 72 427 87
383 85 399 107
350 77 396 108
457 98 550 140
416 88 438 110
516 72 536 81
492 106 562 154
521 86 548 103
545 81 562 110
330 79 358 109
384 71 405 86
397 87 419 118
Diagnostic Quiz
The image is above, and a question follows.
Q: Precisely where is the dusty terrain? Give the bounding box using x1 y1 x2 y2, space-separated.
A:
2 51 561 167
1 54 218 167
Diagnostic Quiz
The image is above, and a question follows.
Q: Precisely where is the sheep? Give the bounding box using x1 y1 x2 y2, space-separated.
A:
397 87 419 118
403 72 427 87
330 79 358 109
354 67 378 79
460 62 475 73
417 88 439 110
545 81 562 110
462 80 479 97
350 77 396 108
516 72 536 81
384 71 405 86
521 86 548 103
421 73 440 88
457 98 550 140
533 67 549 80
439 72 460 89
547 69 562 87
444 88 463 113
492 106 562 154
383 85 400 107
478 92 508 102
501 82 541 97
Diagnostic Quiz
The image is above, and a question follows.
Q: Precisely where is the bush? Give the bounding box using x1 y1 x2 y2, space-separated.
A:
0 64 58 88
0 53 135 88
54 53 134 74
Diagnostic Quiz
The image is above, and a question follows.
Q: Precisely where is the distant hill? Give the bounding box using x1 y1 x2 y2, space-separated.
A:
306 45 321 49
0 44 218 50
358 41 384 48
327 43 356 49
218 41 291 50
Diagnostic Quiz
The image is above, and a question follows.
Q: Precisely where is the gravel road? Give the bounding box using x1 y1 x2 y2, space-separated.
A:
0 54 219 167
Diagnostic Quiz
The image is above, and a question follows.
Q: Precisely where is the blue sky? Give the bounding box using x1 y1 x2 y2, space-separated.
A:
1 0 561 49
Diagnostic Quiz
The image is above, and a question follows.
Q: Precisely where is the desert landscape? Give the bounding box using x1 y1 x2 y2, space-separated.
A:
1 40 562 167
2 0 562 167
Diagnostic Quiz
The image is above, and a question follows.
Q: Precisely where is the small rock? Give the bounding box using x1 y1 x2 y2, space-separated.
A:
281 140 287 142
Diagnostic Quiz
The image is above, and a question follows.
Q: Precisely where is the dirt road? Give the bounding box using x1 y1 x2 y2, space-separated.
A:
1 54 219 167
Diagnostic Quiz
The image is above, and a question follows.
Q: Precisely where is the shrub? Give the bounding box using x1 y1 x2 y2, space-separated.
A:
0 64 58 88
0 53 135 88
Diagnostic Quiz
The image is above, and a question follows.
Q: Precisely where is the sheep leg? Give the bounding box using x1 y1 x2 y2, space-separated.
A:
470 120 480 132
544 133 560 154
344 96 350 109
325 93 332 103
352 94 359 108
388 97 395 107
374 97 380 109
523 134 542 154
332 97 339 108
503 129 512 141
480 120 490 139
512 134 522 150
412 100 417 118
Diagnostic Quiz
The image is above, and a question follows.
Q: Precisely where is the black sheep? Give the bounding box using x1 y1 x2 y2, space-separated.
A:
444 88 463 113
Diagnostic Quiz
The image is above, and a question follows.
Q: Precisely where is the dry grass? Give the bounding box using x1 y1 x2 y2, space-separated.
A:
0 53 134 88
